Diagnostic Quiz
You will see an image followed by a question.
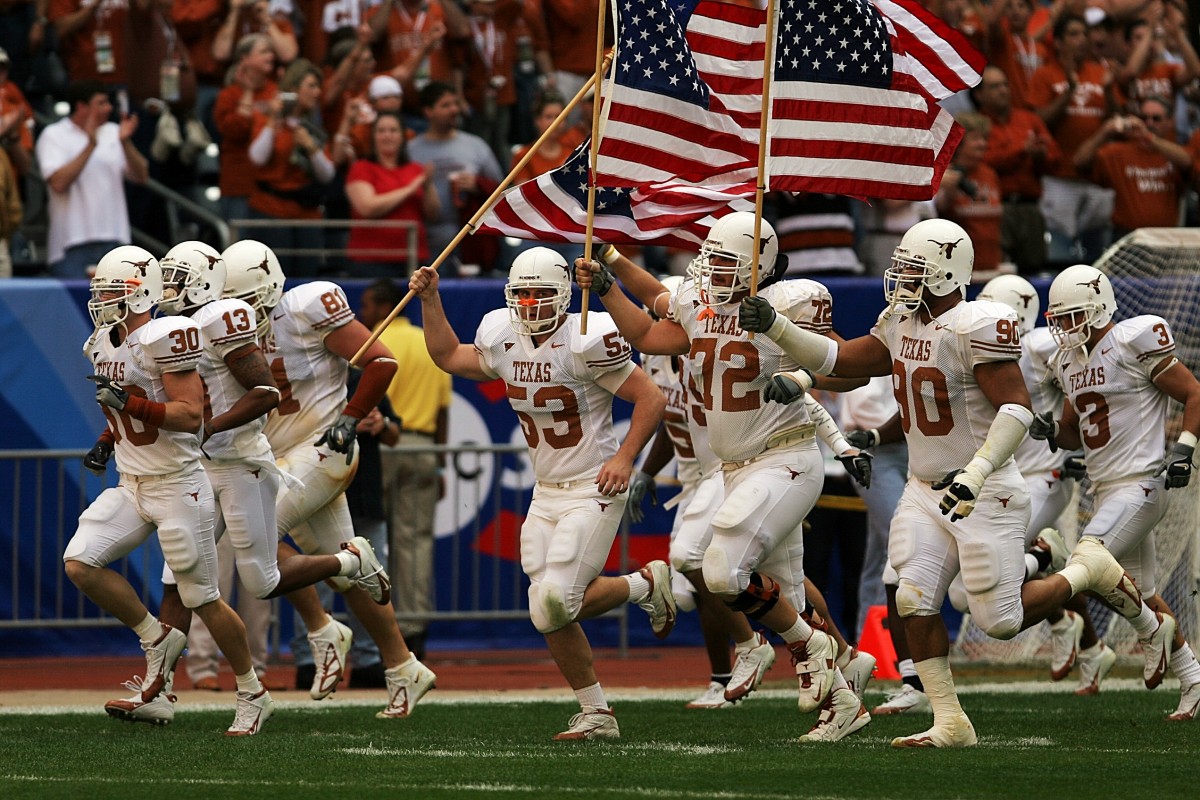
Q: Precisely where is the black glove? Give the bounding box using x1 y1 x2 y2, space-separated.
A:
1061 454 1087 481
846 429 879 450
762 369 813 405
1028 411 1059 453
575 258 615 296
931 468 983 522
626 470 658 524
837 450 873 489
83 439 114 475
1156 442 1195 490
315 413 359 465
88 374 129 411
738 296 777 333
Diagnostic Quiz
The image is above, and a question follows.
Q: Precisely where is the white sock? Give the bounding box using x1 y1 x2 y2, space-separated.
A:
1170 643 1200 687
575 682 609 712
1132 602 1159 639
914 656 965 726
898 658 918 679
624 572 651 604
335 550 359 577
831 667 849 692
308 616 336 639
1049 614 1071 633
734 635 759 652
134 613 164 643
778 615 814 644
836 646 854 670
1024 553 1039 581
386 654 417 676
235 669 263 695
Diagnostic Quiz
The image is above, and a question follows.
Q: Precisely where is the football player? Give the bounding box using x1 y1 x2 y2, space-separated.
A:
576 212 873 743
222 240 434 718
69 246 272 735
145 241 391 706
978 274 1111 693
410 247 673 741
1030 265 1200 721
738 218 1147 747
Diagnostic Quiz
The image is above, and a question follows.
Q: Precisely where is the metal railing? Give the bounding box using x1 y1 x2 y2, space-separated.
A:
229 218 421 275
0 444 631 653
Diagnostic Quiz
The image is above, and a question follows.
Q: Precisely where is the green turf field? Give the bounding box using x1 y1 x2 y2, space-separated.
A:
2 686 1197 800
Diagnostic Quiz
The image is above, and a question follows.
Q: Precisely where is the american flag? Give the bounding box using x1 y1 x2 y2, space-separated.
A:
475 141 755 249
595 0 984 199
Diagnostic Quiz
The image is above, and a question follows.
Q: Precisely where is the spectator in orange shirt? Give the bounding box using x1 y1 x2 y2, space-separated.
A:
213 33 278 222
543 0 603 123
936 112 1004 275
1074 95 1192 236
973 65 1061 274
345 111 439 277
322 26 376 139
986 0 1051 110
510 90 583 183
1116 12 1200 110
211 0 299 66
375 0 470 120
1028 12 1118 264
50 0 133 87
460 0 524 166
0 50 34 175
247 58 334 276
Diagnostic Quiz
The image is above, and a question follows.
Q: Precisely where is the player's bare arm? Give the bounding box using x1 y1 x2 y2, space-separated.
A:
205 342 281 438
158 369 205 432
575 260 689 356
410 266 492 380
975 359 1033 412
594 366 667 497
582 248 672 317
1151 356 1200 440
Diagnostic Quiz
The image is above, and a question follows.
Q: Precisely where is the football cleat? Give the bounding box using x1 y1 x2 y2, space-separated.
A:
343 536 391 605
841 648 877 699
104 676 176 726
377 656 437 718
553 709 620 741
1141 612 1176 690
724 632 776 702
1033 528 1068 575
890 713 978 748
637 560 677 640
139 624 187 703
1049 610 1085 681
790 629 837 713
226 688 273 736
1168 681 1200 722
307 618 353 700
798 687 871 742
872 683 932 716
1064 538 1142 617
686 681 732 709
1074 641 1117 695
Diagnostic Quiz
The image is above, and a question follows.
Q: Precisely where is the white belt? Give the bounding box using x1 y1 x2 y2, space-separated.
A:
120 465 201 484
721 423 816 472
536 479 588 490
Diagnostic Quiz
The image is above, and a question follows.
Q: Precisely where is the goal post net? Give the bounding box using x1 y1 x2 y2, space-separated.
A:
952 228 1200 667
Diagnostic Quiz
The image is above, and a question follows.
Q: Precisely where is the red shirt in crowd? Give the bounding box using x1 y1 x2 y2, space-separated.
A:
346 159 430 264
1027 59 1111 180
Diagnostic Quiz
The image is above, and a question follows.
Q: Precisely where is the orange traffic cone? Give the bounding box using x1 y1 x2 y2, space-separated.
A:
857 604 900 680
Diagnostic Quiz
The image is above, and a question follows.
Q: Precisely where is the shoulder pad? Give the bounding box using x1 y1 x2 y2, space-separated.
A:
143 316 203 371
945 299 1018 334
197 298 259 349
574 312 633 371
1119 315 1175 362
766 279 833 333
284 281 355 334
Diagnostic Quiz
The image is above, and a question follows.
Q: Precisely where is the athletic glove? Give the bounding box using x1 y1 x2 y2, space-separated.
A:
1061 454 1087 481
576 258 615 296
315 413 359 465
738 296 777 333
762 369 814 405
1156 441 1195 490
88 374 129 411
1028 411 1059 453
845 429 879 450
626 470 658 524
82 439 114 475
837 450 873 489
932 466 986 522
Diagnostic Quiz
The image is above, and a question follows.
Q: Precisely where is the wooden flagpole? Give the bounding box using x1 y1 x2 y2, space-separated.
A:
580 0 611 336
750 0 780 306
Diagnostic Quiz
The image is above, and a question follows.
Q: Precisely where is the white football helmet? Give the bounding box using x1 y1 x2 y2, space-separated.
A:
504 247 572 335
221 240 285 323
1045 264 1116 351
87 245 163 328
158 241 225 315
884 218 974 313
688 211 779 306
978 274 1040 334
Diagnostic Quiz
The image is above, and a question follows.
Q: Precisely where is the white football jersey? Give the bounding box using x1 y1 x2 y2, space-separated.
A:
261 282 356 455
669 279 831 462
1051 315 1176 485
872 300 1023 483
85 317 203 476
194 298 273 462
475 309 635 483
643 352 720 481
1014 326 1063 477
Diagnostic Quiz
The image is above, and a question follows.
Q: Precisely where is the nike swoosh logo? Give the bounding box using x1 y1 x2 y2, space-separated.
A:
272 313 285 321
551 343 564 348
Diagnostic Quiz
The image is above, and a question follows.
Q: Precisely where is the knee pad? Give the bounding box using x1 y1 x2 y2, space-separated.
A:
671 569 697 614
160 530 200 576
528 581 574 633
959 540 1001 594
237 560 281 600
176 577 218 609
980 614 1022 641
894 578 928 618
947 573 969 613
701 544 743 597
888 522 916 572
62 533 92 565
726 572 781 619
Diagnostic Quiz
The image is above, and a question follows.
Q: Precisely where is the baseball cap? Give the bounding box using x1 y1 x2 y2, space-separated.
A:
368 75 403 101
